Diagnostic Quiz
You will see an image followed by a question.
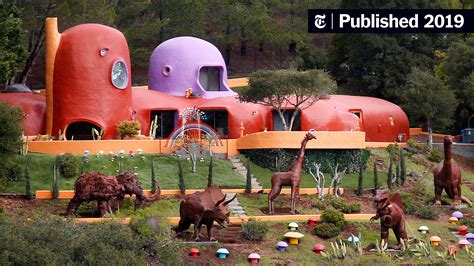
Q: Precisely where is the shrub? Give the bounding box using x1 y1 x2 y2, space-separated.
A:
0 103 24 184
417 206 439 220
0 155 23 182
461 217 474 228
321 208 346 230
0 215 148 265
400 193 418 214
312 199 326 210
240 219 269 241
240 149 369 174
385 143 399 159
55 153 80 179
117 120 141 138
329 198 359 213
427 149 442 163
313 222 340 238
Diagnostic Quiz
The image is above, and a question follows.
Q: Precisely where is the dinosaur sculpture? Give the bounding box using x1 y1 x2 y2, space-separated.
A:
66 171 161 216
370 189 408 250
174 186 236 241
433 136 472 206
268 132 316 214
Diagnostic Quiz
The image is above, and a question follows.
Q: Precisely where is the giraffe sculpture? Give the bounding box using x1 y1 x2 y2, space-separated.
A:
434 136 472 206
268 132 316 214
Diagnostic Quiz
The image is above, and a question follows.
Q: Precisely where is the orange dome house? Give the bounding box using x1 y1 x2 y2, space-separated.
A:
50 20 133 140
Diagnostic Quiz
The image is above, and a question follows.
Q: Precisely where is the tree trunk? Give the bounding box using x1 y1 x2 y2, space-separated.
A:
276 110 288 131
240 27 246 56
288 109 300 131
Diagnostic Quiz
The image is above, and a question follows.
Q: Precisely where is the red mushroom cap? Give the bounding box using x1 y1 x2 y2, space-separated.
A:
308 217 317 222
457 225 468 232
313 244 325 251
448 245 459 252
189 248 200 253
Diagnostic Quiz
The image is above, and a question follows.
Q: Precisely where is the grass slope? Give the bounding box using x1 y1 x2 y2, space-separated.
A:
3 153 245 193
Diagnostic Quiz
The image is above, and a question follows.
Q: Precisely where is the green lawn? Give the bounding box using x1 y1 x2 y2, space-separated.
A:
3 153 245 193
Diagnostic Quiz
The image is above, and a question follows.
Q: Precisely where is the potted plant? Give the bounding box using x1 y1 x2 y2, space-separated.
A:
116 120 141 139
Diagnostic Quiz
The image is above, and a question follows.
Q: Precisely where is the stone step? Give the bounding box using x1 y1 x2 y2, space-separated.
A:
229 158 240 163
235 166 247 171
232 162 244 168
231 211 246 215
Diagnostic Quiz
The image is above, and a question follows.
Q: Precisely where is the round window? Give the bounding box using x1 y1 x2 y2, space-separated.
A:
111 60 128 89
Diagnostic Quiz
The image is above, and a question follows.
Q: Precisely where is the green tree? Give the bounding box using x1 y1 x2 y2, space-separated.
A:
0 1 26 84
151 160 157 193
399 148 406 186
14 0 118 84
25 156 33 200
356 157 363 196
387 157 393 190
373 162 378 196
239 69 336 131
0 103 23 186
245 158 252 193
400 68 458 149
328 0 453 101
177 156 185 194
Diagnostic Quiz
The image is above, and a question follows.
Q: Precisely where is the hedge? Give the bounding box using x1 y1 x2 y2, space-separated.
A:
240 149 369 173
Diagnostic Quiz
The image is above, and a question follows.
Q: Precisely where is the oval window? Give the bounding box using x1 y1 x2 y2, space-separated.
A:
111 60 128 89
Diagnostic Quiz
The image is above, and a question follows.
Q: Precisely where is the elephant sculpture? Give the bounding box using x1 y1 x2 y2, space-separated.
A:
174 186 236 241
66 171 160 216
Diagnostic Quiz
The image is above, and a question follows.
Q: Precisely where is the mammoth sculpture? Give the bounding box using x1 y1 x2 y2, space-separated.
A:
174 186 236 242
66 171 160 216
370 189 408 250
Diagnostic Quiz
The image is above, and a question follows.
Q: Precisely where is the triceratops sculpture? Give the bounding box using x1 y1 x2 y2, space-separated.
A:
66 171 161 216
174 186 236 241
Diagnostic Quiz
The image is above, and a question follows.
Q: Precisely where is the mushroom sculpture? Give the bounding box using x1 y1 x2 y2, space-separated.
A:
308 217 317 227
216 248 229 259
347 235 360 245
458 239 470 250
276 241 288 252
430 236 442 247
449 217 459 225
452 211 463 220
418 225 429 234
313 244 325 254
448 245 459 256
457 225 468 236
466 233 474 244
288 222 299 231
248 253 261 264
189 248 200 257
284 232 304 245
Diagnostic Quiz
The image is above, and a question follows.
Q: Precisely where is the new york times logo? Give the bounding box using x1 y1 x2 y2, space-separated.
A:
308 9 474 33
314 14 326 29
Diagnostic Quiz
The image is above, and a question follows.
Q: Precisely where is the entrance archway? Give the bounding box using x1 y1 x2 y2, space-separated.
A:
65 121 101 140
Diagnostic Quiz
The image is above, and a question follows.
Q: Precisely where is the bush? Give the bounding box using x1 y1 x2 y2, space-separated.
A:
385 143 399 159
0 103 24 184
0 215 148 265
427 149 442 163
117 120 141 138
313 222 340 238
321 209 346 230
330 198 361 214
240 149 370 174
0 155 23 182
461 217 474 228
240 219 269 241
312 199 327 210
401 193 419 214
55 153 80 179
417 206 439 220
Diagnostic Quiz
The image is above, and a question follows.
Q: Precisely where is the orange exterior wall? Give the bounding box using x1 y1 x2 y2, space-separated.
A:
28 139 239 155
35 187 342 199
52 24 133 139
237 131 366 149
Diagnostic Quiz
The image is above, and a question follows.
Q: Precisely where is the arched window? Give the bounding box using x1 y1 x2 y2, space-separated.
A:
65 121 102 140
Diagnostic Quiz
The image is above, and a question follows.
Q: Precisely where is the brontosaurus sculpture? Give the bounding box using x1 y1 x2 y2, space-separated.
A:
370 190 408 250
268 132 316 214
434 136 472 206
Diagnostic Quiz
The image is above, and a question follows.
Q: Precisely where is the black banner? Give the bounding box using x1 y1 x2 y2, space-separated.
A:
308 9 474 33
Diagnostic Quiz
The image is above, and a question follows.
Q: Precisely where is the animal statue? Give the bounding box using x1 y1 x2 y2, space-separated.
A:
174 186 236 241
433 136 472 206
268 132 316 214
66 171 161 216
370 190 408 250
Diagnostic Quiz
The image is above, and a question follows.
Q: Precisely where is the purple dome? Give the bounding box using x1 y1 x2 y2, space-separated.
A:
148 36 236 99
